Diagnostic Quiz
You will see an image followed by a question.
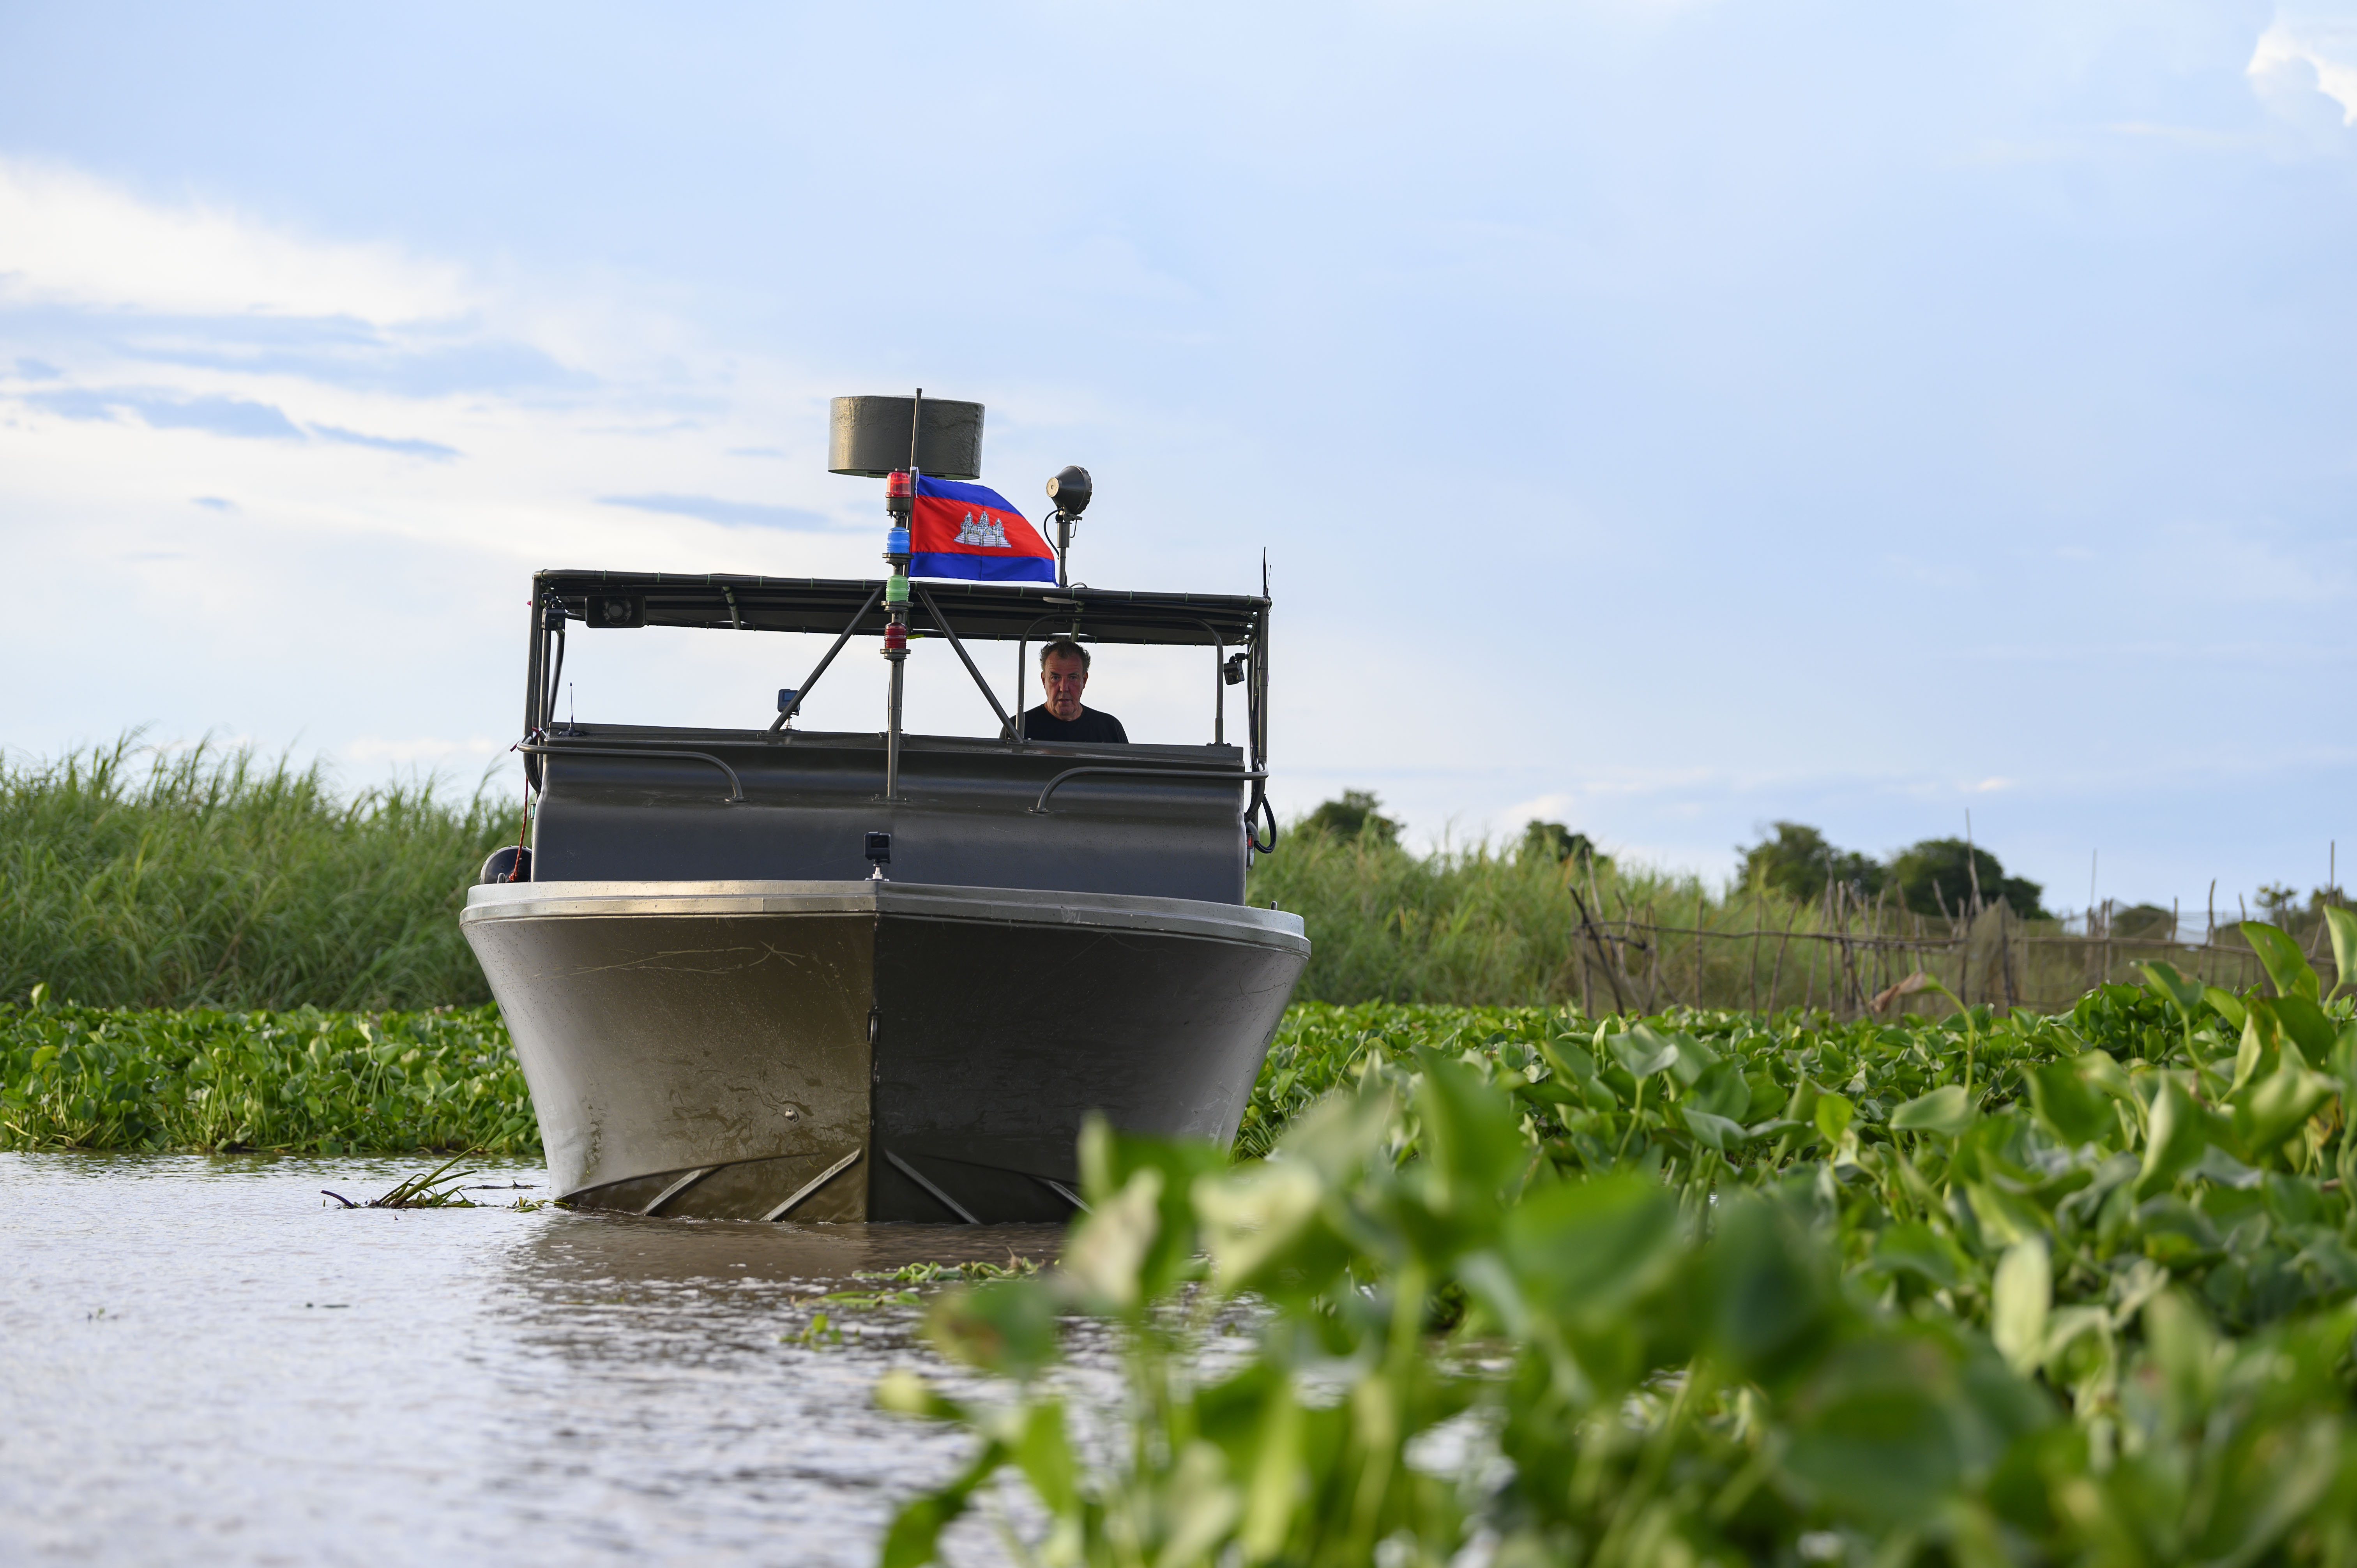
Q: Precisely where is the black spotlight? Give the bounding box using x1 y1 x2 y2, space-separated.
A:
864 830 892 879
1046 465 1092 517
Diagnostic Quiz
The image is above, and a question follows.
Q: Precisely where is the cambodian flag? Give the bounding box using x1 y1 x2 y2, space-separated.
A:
908 476 1057 582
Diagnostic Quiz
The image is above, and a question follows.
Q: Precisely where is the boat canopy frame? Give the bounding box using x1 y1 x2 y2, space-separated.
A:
519 570 1273 841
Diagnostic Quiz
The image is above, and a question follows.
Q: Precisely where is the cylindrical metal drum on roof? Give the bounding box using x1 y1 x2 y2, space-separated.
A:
829 396 984 479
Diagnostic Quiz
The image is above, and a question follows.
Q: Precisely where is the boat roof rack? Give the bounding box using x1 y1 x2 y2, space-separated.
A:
535 570 1265 648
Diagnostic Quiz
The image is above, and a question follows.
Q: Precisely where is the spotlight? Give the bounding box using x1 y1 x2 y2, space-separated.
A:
1046 465 1092 517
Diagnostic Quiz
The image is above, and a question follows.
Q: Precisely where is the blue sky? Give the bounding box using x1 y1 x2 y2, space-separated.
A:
3 2 2353 918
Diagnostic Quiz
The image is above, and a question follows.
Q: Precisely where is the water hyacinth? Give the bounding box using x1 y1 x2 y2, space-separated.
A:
878 920 2357 1565
0 992 534 1155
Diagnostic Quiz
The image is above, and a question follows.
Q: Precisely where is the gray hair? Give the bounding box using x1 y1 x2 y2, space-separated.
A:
1038 636 1091 672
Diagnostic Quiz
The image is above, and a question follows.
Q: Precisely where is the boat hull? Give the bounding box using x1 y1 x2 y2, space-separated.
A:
461 881 1308 1222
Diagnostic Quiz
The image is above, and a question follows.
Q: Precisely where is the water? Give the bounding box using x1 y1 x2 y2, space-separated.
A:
0 1153 1065 1566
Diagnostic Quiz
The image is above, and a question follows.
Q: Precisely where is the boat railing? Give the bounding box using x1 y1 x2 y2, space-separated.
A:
516 740 746 803
1030 766 1267 815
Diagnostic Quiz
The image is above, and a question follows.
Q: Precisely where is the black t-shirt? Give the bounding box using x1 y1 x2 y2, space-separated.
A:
1022 704 1128 744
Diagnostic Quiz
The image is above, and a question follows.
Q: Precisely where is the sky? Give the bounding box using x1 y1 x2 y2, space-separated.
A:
2 1 2353 920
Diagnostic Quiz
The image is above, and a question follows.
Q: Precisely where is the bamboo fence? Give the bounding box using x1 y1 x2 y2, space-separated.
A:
1554 874 2337 1021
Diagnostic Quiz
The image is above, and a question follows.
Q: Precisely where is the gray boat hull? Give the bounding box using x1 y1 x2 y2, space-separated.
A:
461 881 1308 1222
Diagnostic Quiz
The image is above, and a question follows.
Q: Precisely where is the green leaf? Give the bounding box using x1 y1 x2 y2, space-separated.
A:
1235 1382 1304 1563
1679 1107 1750 1150
2327 906 2357 998
2139 959 2205 1014
1061 1167 1163 1314
1195 1161 1326 1294
2231 1002 2276 1097
1889 1084 1975 1137
1012 1400 1080 1516
2025 1058 2113 1146
1665 1030 1719 1086
2134 1074 2209 1199
1500 1174 1681 1326
1990 1239 2051 1376
2074 1049 2134 1103
1705 1195 1836 1382
2270 995 2337 1069
1411 1045 1530 1216
1607 1026 1679 1081
2240 920 2319 1002
2142 1289 2220 1423
878 1436 1008 1568
1967 1180 2050 1248
1867 1221 1967 1288
1783 1343 1966 1524
1076 1115 1227 1303
1814 1091 1855 1147
1685 1056 1751 1121
926 1278 1062 1378
2232 1056 2334 1160
2203 987 2248 1032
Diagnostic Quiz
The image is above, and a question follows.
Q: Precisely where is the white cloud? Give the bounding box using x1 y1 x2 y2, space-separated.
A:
0 157 889 781
2249 8 2357 126
1499 791 1580 826
0 157 473 321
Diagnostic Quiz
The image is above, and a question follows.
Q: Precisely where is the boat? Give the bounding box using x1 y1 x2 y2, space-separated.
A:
461 394 1307 1222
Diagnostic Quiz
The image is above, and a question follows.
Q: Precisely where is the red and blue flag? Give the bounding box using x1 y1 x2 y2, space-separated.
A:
909 476 1056 582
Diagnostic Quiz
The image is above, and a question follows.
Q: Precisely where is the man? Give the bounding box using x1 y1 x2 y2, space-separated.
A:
1021 637 1128 743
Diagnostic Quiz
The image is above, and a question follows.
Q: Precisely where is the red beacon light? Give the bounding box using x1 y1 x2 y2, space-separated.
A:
884 470 914 519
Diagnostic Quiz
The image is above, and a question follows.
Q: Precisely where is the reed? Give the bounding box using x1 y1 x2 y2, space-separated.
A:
0 736 512 1011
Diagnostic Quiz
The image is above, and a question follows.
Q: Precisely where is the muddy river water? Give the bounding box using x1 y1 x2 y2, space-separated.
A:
0 1152 1067 1566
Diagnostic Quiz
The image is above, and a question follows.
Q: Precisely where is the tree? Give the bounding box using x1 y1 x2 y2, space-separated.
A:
1739 822 1883 904
2110 904 2175 939
1888 837 2046 920
1300 790 1401 847
1519 820 1601 868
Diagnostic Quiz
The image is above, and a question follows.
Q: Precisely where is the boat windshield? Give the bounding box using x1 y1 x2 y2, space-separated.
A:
521 569 1269 755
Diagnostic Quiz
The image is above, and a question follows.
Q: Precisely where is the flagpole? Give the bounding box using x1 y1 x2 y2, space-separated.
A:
883 389 918 802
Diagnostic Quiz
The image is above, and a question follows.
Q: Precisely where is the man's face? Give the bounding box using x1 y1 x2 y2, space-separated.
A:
1041 652 1088 721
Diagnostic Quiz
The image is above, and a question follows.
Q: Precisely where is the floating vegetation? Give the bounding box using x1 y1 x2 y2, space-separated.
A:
783 1312 843 1349
321 1153 484 1209
782 1257 1051 1351
857 1257 1044 1286
0 995 534 1154
879 919 2357 1565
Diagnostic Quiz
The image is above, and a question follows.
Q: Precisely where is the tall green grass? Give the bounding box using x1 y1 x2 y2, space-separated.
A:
1248 830 1661 1002
0 738 512 1011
